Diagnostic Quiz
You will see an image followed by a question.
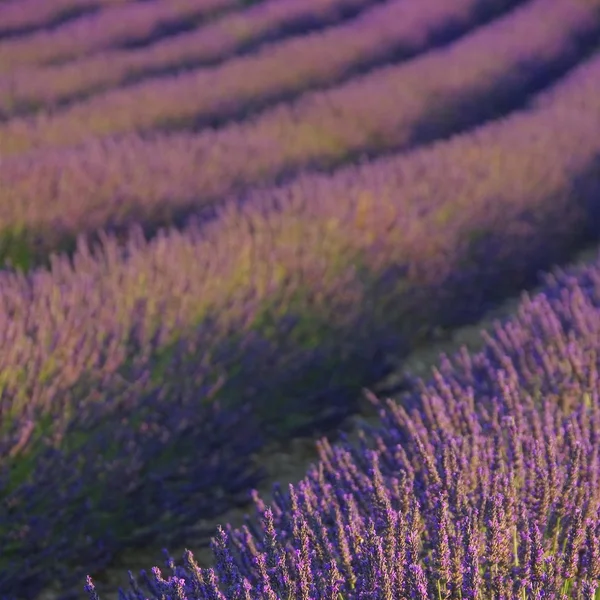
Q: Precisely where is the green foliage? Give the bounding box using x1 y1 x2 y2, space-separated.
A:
0 226 35 272
0 224 81 273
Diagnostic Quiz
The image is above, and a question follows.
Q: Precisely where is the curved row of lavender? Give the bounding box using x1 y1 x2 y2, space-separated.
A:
0 0 241 72
0 0 527 156
0 0 380 119
1 0 596 273
0 0 130 39
85 250 600 599
2 39 600 599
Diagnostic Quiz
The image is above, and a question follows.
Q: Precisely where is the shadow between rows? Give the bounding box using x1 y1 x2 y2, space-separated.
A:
90 0 265 53
0 5 100 41
30 0 253 70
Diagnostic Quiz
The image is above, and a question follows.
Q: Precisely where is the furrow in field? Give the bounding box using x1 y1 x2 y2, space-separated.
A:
0 0 385 119
2 31 600 600
0 0 596 271
0 0 244 72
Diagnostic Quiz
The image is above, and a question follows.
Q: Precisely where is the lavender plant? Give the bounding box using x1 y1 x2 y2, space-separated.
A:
0 0 380 119
0 0 528 155
87 250 600 599
1 0 598 270
3 40 600 598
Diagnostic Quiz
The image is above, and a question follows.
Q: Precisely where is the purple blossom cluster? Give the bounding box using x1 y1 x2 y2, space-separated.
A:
0 0 379 119
0 0 529 156
2 36 600 598
0 0 597 265
0 0 238 72
86 251 600 599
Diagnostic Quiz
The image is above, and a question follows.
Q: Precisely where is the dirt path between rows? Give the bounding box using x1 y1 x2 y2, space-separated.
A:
40 243 599 600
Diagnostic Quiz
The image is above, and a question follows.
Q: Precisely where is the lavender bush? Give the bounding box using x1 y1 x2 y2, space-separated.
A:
0 0 528 155
0 0 597 270
0 0 241 72
86 250 600 599
2 39 600 598
0 0 379 119
0 347 267 599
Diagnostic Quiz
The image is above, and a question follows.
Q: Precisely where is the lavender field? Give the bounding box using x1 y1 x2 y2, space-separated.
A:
0 0 600 598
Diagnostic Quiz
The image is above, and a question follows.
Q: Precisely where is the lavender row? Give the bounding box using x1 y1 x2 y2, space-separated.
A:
0 0 241 73
0 0 596 270
0 0 526 156
0 367 267 600
94 250 600 599
0 0 130 39
3 40 600 599
0 0 381 119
